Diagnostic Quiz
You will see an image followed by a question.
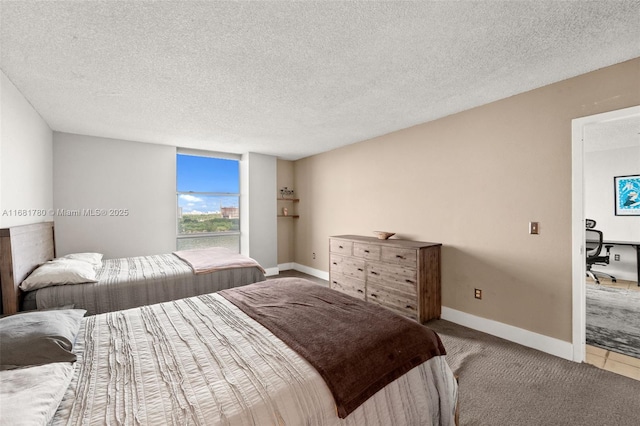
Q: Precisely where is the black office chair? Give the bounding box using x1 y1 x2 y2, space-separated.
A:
585 219 616 284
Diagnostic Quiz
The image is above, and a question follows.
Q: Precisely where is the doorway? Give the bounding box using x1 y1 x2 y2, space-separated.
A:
571 105 640 363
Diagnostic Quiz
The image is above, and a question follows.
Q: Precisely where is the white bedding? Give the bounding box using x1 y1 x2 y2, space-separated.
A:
0 362 74 426
50 292 458 425
29 253 265 315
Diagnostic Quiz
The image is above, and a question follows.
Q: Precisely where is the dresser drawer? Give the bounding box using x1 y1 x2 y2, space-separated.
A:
330 239 353 255
330 273 365 300
353 243 381 260
367 261 417 287
381 246 417 267
329 235 441 324
330 254 366 280
367 283 418 320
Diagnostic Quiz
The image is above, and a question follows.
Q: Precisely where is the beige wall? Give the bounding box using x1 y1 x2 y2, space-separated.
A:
277 159 295 265
291 58 640 342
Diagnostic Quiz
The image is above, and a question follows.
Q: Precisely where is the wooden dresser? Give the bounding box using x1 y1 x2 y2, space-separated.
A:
329 235 442 323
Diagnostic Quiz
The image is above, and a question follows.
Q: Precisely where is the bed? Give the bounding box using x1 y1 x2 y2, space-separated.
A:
0 222 266 316
0 277 459 425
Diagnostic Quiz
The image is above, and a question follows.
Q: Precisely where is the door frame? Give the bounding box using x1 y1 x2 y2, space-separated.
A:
571 105 640 362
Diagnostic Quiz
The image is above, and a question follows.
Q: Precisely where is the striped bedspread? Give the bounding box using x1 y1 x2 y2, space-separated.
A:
51 281 458 425
220 278 448 418
33 253 265 315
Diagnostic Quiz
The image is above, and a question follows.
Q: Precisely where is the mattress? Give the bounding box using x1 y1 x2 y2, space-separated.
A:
24 253 265 315
49 285 458 425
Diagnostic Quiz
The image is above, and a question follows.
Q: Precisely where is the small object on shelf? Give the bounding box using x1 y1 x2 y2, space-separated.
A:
280 187 294 199
373 231 395 240
277 194 299 218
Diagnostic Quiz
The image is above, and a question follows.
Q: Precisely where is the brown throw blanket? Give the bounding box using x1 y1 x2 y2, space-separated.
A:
173 247 266 274
219 277 446 418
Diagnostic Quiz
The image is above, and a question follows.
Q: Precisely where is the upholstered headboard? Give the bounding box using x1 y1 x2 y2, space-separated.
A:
0 221 55 315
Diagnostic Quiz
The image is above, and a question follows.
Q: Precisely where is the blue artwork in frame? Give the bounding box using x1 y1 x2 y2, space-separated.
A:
614 174 640 216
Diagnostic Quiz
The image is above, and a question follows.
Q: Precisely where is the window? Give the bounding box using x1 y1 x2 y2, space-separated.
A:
176 153 240 252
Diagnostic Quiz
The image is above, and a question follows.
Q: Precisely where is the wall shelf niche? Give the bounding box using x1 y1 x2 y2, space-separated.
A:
277 197 300 218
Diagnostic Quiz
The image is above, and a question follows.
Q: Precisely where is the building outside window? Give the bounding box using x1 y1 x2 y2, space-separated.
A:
176 153 240 252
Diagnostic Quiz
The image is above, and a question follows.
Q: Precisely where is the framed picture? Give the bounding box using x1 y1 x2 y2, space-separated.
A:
614 174 640 216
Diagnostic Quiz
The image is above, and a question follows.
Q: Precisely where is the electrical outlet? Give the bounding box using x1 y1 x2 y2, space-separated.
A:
474 288 482 299
614 254 620 261
312 252 316 259
529 222 539 235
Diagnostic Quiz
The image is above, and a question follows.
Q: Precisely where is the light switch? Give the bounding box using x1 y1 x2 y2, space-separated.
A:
529 222 539 235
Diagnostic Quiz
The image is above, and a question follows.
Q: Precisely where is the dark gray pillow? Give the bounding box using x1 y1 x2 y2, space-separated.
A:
0 309 86 370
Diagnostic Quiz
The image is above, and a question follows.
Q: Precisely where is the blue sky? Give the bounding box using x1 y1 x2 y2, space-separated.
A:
177 155 239 213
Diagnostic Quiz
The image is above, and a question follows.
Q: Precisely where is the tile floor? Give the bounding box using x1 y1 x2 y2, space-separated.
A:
585 276 640 381
272 270 640 381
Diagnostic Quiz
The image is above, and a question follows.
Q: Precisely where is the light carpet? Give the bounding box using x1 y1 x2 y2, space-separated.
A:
586 283 640 359
428 319 640 426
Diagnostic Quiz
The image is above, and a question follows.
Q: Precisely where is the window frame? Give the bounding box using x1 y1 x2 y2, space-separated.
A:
176 150 241 252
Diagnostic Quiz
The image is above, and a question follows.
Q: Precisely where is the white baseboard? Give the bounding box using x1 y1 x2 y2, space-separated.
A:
272 266 575 360
264 266 280 277
441 307 574 361
277 262 330 281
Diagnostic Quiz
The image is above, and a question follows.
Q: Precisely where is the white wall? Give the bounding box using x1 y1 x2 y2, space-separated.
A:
53 135 278 266
0 71 53 227
240 152 277 272
53 132 176 258
585 145 640 281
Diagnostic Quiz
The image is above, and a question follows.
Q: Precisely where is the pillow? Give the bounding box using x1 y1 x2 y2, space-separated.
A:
62 252 103 267
19 258 98 292
0 362 75 425
0 308 86 370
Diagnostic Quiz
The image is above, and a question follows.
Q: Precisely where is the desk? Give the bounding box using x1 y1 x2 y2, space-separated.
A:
603 240 640 286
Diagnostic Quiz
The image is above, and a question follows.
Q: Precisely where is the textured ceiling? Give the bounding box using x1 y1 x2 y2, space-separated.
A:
1 1 639 160
584 114 640 153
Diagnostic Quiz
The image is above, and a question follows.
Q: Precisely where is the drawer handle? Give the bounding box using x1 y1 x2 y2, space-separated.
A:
357 268 364 272
396 255 405 259
339 245 343 249
370 293 378 298
371 271 379 275
332 262 337 265
406 305 413 309
364 249 370 253
332 281 337 284
357 289 364 293
405 279 414 284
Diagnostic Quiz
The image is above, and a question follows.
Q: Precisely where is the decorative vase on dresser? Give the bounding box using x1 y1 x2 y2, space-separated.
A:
329 235 442 323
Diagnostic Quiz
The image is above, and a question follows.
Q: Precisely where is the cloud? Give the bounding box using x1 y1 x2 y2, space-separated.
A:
179 194 203 203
